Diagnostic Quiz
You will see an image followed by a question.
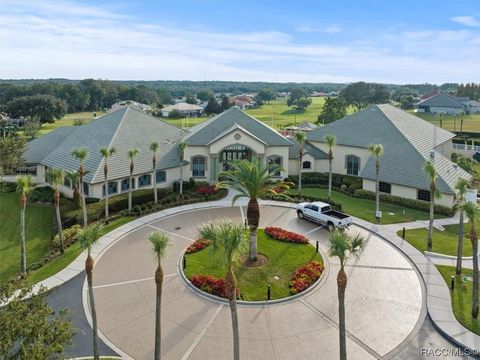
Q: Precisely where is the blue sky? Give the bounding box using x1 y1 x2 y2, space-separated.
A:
0 0 479 83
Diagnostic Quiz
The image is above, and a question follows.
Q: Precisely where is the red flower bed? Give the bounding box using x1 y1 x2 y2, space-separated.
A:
265 226 308 244
290 261 323 294
196 185 217 197
190 275 240 299
185 239 212 254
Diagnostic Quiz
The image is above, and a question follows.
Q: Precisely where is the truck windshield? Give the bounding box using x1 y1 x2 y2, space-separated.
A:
321 206 332 212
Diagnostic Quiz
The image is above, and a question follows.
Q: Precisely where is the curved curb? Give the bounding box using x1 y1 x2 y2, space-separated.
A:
425 250 476 261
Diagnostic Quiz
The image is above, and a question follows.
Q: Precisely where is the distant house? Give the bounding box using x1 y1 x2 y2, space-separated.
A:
109 100 152 113
161 102 204 117
298 121 318 132
415 92 480 114
310 91 328 97
229 94 256 110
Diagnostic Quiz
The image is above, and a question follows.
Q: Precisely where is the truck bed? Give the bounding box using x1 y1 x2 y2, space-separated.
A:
324 210 350 220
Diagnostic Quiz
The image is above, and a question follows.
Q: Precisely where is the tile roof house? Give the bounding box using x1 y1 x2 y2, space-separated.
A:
161 102 204 117
415 92 480 114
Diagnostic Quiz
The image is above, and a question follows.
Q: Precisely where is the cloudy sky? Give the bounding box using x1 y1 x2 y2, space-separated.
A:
1 0 479 84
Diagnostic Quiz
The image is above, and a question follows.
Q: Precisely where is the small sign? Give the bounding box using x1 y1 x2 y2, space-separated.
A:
273 276 280 281
376 210 382 219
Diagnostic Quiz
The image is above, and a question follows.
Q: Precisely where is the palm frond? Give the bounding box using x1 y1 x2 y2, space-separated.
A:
150 141 159 152
149 231 170 262
128 148 139 159
71 148 88 161
46 168 65 186
325 134 336 148
78 223 103 251
368 143 384 157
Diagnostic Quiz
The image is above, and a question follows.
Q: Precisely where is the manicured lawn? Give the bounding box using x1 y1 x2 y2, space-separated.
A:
184 229 322 300
408 111 480 133
400 224 471 257
0 192 54 283
38 111 105 136
291 188 438 224
437 265 480 335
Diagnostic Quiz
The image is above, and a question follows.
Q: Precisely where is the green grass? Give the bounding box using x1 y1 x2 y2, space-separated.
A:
27 216 136 284
0 192 54 283
38 111 105 136
437 265 480 335
399 224 471 257
408 111 480 133
184 229 322 301
291 188 438 224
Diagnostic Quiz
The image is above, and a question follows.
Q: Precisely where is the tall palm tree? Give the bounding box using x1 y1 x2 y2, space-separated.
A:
199 219 248 360
100 147 116 223
150 142 160 204
295 131 306 195
17 175 33 277
455 178 470 275
71 148 88 228
328 229 367 360
463 202 479 318
66 170 81 209
46 168 66 254
325 134 336 202
424 161 441 251
178 142 186 197
127 148 139 214
78 223 103 360
368 144 384 223
149 231 170 360
217 158 289 261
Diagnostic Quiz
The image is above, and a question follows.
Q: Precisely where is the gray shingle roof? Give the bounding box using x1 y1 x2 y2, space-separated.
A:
416 93 463 108
307 104 471 194
25 126 78 164
31 107 187 183
289 140 328 160
185 107 292 146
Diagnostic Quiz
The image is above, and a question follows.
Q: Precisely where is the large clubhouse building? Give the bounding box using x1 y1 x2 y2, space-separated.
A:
24 104 471 208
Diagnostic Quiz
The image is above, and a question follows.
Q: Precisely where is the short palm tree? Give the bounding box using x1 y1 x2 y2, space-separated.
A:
463 202 479 318
325 134 336 202
178 142 186 197
295 131 306 195
328 229 367 360
217 158 289 261
66 170 81 209
46 168 66 253
17 175 33 277
149 231 170 360
455 178 470 275
127 148 139 214
71 148 88 227
150 142 160 204
100 147 116 223
368 144 384 222
199 219 248 360
78 223 103 360
424 161 441 251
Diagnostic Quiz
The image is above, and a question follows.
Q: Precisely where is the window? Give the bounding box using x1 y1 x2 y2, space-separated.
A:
346 155 360 176
267 155 282 177
379 182 391 194
302 161 311 169
156 170 166 183
138 174 151 188
192 156 207 177
121 178 132 192
83 182 89 196
64 177 71 189
102 181 118 196
417 189 431 202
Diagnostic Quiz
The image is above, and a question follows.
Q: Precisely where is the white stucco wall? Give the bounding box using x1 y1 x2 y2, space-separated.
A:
209 130 266 155
308 142 370 175
265 146 290 179
289 154 316 175
435 139 453 160
429 106 462 115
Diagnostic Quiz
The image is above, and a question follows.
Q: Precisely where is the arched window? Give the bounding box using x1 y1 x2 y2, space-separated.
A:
156 170 166 183
302 161 311 169
345 155 360 176
267 155 282 177
102 181 118 196
191 155 207 178
138 174 151 187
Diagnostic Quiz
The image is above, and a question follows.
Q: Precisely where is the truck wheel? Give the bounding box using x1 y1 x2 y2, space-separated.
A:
297 210 304 219
327 222 335 232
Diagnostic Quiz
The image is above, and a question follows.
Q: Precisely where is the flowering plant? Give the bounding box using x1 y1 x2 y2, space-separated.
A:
185 239 212 254
265 226 308 244
290 261 323 294
190 274 240 299
196 185 217 197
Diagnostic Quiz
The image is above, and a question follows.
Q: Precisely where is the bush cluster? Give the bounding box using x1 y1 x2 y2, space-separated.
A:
52 224 82 249
190 274 240 299
286 172 362 194
265 227 309 244
185 239 212 254
29 186 54 203
195 185 217 198
290 261 323 294
0 182 17 193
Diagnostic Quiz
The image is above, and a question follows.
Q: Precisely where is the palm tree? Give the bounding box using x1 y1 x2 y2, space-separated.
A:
328 229 367 360
217 158 289 261
178 142 186 197
325 134 336 202
17 175 33 277
199 219 248 360
150 142 160 204
455 178 470 275
424 161 441 251
368 144 384 223
46 168 66 254
149 231 170 360
295 131 306 195
463 202 479 318
71 148 88 228
78 223 103 360
66 170 81 209
100 147 116 223
127 148 139 214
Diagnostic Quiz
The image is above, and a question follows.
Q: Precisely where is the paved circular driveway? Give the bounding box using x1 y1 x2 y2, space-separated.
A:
88 205 424 360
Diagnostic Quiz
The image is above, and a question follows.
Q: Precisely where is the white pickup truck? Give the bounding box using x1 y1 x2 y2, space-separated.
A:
296 201 352 231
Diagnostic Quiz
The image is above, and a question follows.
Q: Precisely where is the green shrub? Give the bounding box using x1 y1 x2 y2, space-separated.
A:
29 186 54 203
0 182 17 193
85 197 100 204
52 224 82 249
347 183 362 194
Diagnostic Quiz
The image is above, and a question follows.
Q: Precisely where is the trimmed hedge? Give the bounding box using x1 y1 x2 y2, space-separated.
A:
0 182 17 193
285 172 362 194
354 189 454 216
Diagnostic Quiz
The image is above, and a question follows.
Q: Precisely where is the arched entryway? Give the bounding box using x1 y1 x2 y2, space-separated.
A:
220 144 254 171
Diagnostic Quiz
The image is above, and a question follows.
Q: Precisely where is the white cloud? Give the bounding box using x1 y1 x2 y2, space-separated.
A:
295 24 342 33
452 16 480 27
